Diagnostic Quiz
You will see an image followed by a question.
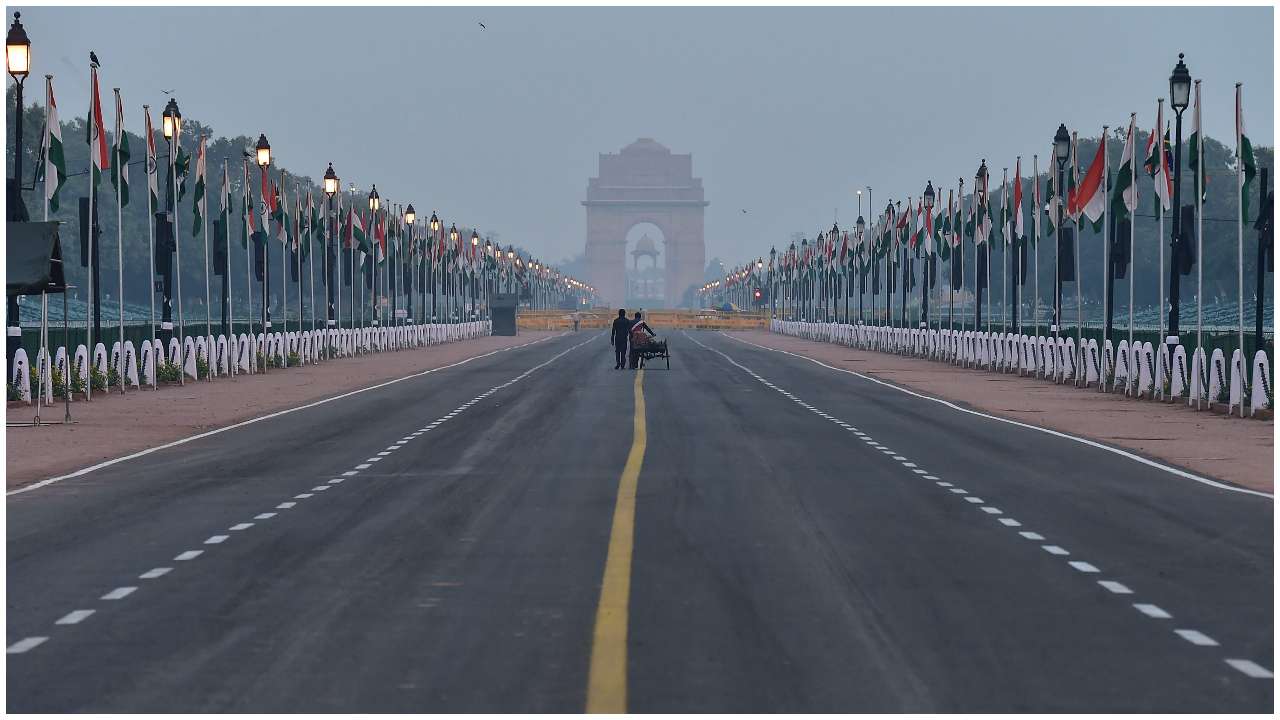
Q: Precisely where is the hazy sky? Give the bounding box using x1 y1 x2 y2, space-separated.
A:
13 6 1274 268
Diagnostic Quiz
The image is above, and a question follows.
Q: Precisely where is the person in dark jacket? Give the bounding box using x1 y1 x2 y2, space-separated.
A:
610 309 632 369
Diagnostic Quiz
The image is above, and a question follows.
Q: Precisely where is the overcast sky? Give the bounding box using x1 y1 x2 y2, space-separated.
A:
13 5 1274 267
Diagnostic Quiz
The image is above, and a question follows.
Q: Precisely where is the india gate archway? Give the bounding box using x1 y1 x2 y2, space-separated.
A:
584 138 707 308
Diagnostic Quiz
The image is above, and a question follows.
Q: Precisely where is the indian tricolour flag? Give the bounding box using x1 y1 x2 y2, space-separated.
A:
1143 102 1172 214
40 76 67 213
1236 83 1257 222
111 88 129 207
145 105 159 212
192 135 206 235
1111 115 1138 221
87 64 110 188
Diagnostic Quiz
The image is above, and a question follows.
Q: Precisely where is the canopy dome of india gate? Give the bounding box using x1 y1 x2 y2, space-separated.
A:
584 138 708 308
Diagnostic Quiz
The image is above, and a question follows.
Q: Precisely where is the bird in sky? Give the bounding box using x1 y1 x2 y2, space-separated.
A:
161 89 175 95
741 209 748 214
478 22 486 29
89 51 100 68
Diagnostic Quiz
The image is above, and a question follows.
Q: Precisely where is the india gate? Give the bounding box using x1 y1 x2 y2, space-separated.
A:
583 138 708 308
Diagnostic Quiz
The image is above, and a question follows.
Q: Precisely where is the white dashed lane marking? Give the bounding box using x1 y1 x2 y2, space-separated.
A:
7 637 48 654
686 330 1276 682
1099 581 1134 594
1224 659 1274 678
55 610 95 625
7 334 598 659
1134 603 1173 619
101 587 137 600
1174 629 1219 647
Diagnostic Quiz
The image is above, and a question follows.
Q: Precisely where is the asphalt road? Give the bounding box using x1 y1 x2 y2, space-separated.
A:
6 329 1273 712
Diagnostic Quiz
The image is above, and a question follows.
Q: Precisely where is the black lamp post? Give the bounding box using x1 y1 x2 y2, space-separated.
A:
884 202 894 328
402 203 416 326
7 11 31 366
975 161 989 334
787 242 795 320
1167 53 1192 356
254 133 270 346
800 237 809 321
323 163 338 341
922 181 936 329
1053 124 1070 338
365 186 380 327
427 211 439 321
855 214 866 323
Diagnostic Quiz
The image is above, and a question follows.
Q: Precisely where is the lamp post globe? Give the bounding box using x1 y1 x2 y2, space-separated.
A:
975 160 989 199
164 99 184 142
1169 53 1191 113
856 215 865 236
367 185 380 212
253 132 270 167
449 224 459 244
923 180 936 210
1053 124 1071 169
429 211 439 234
404 203 416 225
471 230 480 247
6 12 30 80
323 163 338 197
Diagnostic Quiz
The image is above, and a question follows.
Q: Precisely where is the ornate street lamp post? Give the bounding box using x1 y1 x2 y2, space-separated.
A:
253 133 270 362
7 12 32 365
323 163 338 356
1166 53 1192 360
974 161 989 336
1052 125 1070 341
922 181 936 331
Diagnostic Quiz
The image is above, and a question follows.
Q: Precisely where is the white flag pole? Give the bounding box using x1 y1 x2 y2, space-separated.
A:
113 88 125 394
1101 125 1109 393
1157 102 1165 395
1128 115 1137 395
1235 82 1246 417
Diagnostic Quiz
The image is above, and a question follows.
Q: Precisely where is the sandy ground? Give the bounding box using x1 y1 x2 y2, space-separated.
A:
5 331 562 489
729 330 1274 494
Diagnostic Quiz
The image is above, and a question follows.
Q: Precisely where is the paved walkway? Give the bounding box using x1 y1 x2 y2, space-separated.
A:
728 330 1273 494
6 332 562 490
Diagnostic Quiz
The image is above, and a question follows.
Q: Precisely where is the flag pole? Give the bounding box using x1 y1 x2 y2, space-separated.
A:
1033 155 1040 349
1100 125 1109 393
113 88 125 394
86 62 96 400
201 137 212 383
1157 103 1166 397
1072 131 1083 387
1128 116 1137 395
1195 80 1204 405
1001 167 1008 340
242 157 253 374
1235 82 1245 417
143 105 156 388
224 159 234 376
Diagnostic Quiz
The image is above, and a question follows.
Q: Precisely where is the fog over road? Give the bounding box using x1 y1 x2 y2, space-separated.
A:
6 330 1272 712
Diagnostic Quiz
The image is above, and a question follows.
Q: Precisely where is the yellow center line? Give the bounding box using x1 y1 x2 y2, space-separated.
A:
586 368 646 713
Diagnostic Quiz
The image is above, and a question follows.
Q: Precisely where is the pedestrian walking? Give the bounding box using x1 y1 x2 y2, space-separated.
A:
610 309 631 369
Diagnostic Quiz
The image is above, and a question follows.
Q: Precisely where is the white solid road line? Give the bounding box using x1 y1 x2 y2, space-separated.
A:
719 332 1272 499
7 333 565 497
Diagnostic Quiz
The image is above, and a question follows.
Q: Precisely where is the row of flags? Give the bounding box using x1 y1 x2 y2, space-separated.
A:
760 86 1256 286
32 66 587 294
